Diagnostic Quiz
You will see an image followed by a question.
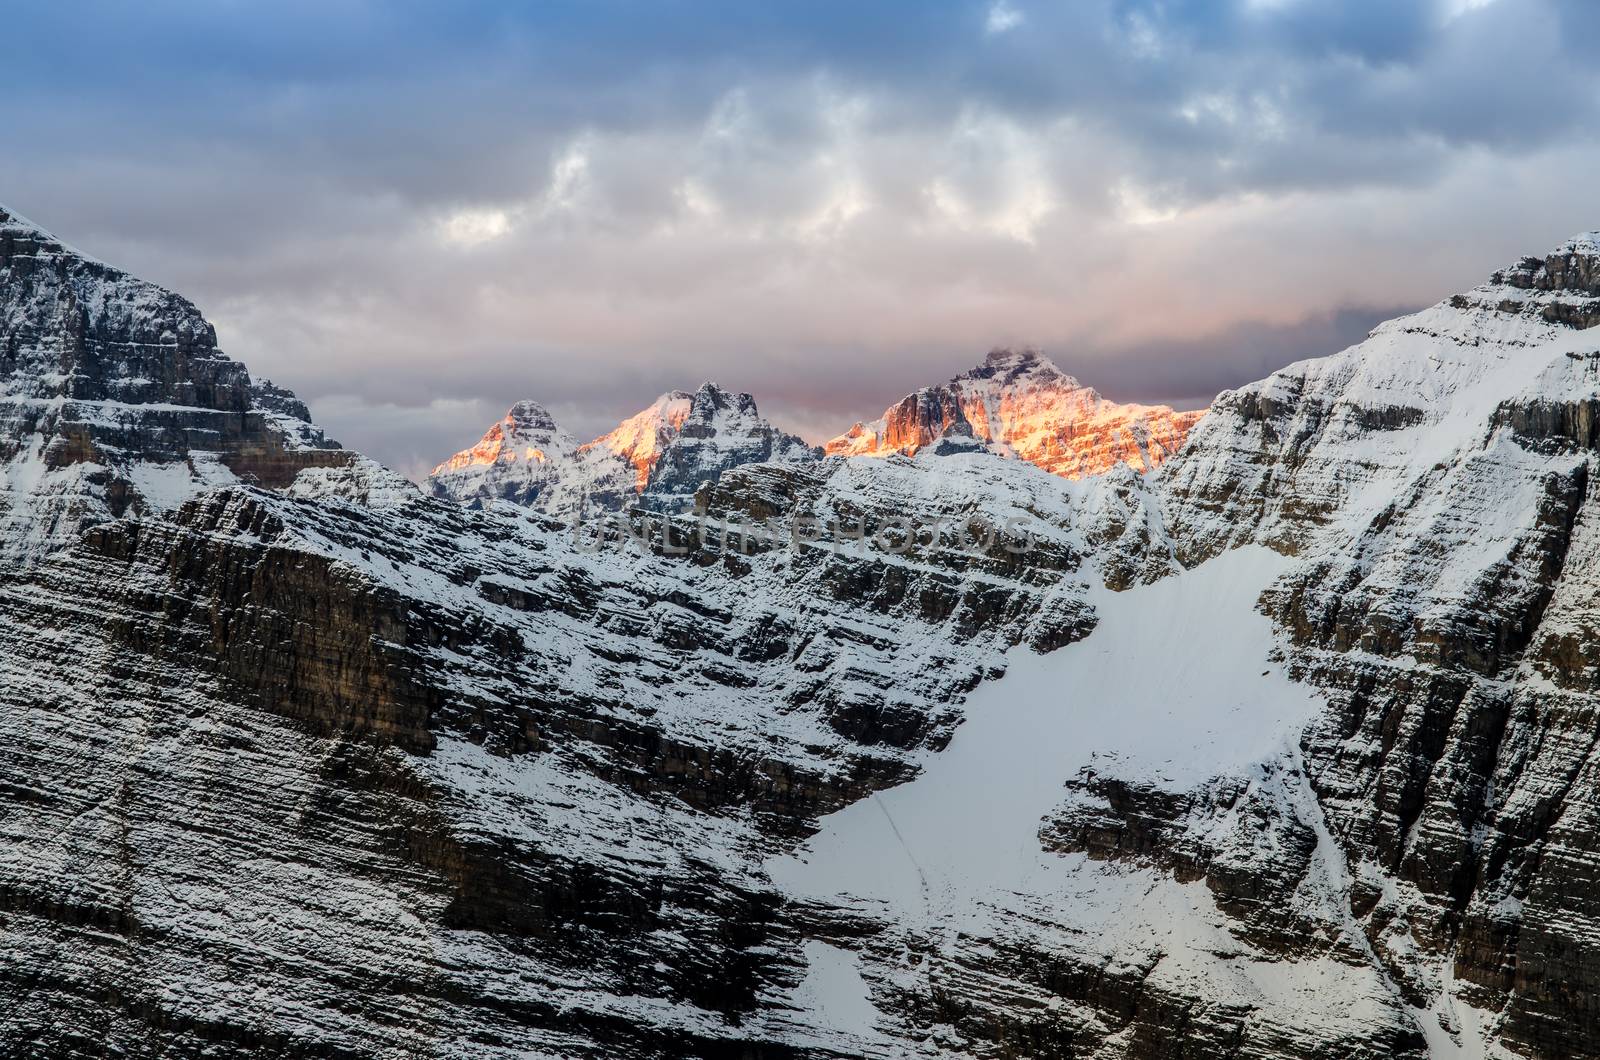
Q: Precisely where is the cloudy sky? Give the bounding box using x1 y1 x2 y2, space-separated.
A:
3 0 1598 477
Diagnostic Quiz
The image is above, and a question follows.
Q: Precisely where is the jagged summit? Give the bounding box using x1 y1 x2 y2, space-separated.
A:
0 203 54 238
1496 230 1600 291
1427 229 1600 334
504 399 562 429
683 379 759 420
1548 230 1600 257
960 345 1067 383
427 399 582 509
428 379 820 514
682 380 779 425
0 203 403 563
957 346 1109 402
826 346 1204 478
1494 233 1600 318
432 346 1205 515
644 380 821 510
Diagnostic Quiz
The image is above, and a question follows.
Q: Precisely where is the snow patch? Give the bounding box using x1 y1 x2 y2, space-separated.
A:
770 544 1318 919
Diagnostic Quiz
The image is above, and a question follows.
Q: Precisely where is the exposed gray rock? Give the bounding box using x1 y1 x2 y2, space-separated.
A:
0 204 372 566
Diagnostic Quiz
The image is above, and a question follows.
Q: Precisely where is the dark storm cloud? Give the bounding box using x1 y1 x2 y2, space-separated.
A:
1 0 1596 474
1062 305 1413 410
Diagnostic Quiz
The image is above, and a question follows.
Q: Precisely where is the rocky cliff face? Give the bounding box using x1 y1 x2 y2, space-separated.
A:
0 210 1126 1052
826 348 1205 479
2 443 1133 1057
1145 236 1600 1058
0 206 399 567
9 207 1600 1059
428 381 821 517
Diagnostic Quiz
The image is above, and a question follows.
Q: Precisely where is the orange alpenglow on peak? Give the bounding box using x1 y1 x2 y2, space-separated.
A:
428 380 820 515
431 400 575 475
825 347 1206 479
579 390 694 490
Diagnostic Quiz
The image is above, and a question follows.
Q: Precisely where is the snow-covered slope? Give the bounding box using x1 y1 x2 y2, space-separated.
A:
770 547 1419 1058
1 448 1144 1056
755 233 1600 1059
828 347 1205 478
1162 238 1600 561
428 381 820 515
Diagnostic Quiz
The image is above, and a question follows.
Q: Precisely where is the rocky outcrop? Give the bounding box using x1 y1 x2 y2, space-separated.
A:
0 204 374 565
826 347 1205 479
1489 234 1600 331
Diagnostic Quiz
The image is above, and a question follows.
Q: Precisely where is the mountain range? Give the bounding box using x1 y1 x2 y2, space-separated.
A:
5 200 1600 1059
427 347 1202 517
428 383 821 516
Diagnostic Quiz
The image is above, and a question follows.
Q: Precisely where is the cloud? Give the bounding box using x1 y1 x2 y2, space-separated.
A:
985 2 1025 35
1064 305 1412 409
438 208 514 247
1 1 1597 475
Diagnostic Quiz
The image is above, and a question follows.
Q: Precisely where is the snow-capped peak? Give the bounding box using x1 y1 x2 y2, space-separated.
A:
826 347 1204 478
429 381 820 514
0 202 389 564
580 389 694 489
429 400 581 488
961 345 1075 386
1545 230 1600 259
